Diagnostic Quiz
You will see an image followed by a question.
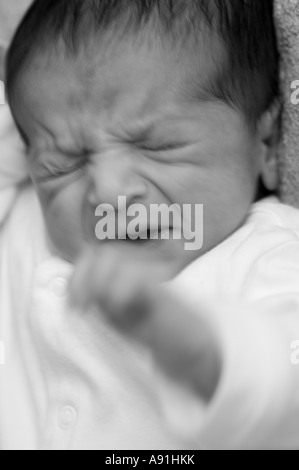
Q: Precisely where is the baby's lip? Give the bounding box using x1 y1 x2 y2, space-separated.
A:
125 226 176 240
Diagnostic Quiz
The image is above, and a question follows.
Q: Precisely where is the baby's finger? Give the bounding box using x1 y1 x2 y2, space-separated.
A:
91 250 171 323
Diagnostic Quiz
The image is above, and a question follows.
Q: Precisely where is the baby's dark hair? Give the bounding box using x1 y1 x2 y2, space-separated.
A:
6 0 279 126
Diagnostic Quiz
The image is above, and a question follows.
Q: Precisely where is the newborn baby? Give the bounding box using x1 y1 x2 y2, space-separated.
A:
1 0 299 450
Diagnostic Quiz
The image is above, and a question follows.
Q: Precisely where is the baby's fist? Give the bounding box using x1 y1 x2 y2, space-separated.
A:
70 244 222 401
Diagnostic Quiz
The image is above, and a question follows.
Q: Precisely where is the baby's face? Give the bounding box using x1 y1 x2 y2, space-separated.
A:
12 38 265 273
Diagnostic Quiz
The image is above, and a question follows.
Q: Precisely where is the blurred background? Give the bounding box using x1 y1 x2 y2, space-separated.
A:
0 0 31 43
0 0 32 80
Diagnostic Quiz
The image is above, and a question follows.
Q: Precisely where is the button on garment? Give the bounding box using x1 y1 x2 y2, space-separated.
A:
51 277 68 298
58 407 77 429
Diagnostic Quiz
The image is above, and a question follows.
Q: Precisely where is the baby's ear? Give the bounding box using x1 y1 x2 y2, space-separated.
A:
258 100 281 191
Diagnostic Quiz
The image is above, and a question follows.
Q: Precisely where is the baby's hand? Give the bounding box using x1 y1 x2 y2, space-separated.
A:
70 245 222 401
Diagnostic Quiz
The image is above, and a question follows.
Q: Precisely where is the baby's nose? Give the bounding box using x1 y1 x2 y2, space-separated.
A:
86 151 148 208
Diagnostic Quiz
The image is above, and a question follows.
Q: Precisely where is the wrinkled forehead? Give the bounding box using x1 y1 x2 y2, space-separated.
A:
10 30 226 144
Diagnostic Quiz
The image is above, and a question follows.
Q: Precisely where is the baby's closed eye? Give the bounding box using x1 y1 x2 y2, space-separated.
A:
31 149 89 183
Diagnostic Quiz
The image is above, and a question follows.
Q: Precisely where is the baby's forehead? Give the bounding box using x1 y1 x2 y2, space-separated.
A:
10 26 232 154
21 29 225 113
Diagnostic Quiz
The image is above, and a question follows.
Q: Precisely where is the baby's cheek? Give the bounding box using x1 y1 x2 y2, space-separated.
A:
41 178 89 262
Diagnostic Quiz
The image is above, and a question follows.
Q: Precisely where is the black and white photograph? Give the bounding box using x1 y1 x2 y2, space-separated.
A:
0 0 299 452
